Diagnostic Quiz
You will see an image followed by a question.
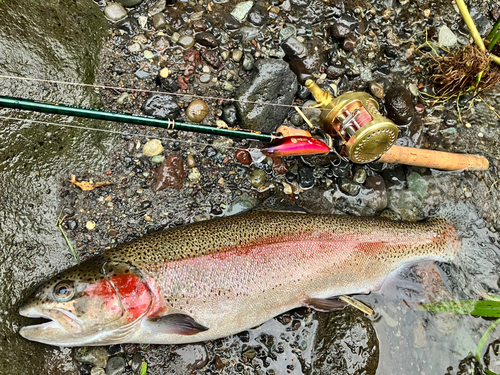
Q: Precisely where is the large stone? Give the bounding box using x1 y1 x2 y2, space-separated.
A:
0 0 113 372
142 94 180 118
234 59 298 132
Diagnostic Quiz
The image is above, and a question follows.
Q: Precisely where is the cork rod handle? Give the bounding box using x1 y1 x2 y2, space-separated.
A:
378 145 489 171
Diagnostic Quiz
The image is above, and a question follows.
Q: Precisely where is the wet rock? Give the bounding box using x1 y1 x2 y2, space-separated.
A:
235 149 252 165
91 368 106 375
186 99 209 123
281 36 307 58
143 94 180 118
131 353 143 374
242 53 254 71
232 50 243 62
67 218 78 230
222 104 238 126
298 166 315 190
220 11 240 30
152 13 166 30
178 34 195 48
195 32 218 48
342 35 357 52
248 5 269 26
188 167 201 183
340 178 361 196
106 356 126 375
104 3 128 21
382 166 406 187
149 0 166 15
369 81 385 99
142 139 164 156
313 308 379 374
74 347 109 368
117 0 142 6
439 25 457 47
364 176 387 211
330 159 351 178
326 64 347 79
116 17 139 36
331 22 351 39
153 154 185 191
413 322 427 349
231 1 253 20
385 87 414 125
235 59 298 132
386 189 422 220
212 137 234 154
226 193 258 215
250 169 266 188
186 154 196 168
407 172 428 199
202 49 221 68
173 344 209 371
353 168 367 184
280 24 297 41
199 74 211 83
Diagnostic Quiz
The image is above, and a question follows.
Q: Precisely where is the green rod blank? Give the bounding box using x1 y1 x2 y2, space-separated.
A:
0 96 274 143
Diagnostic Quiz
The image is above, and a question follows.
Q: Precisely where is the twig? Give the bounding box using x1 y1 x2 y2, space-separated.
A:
338 295 374 316
56 208 80 265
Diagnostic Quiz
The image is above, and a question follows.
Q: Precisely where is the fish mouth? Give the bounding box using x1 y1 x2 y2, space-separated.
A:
19 304 83 345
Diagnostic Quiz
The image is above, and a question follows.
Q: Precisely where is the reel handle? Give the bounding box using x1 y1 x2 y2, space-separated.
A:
289 59 313 86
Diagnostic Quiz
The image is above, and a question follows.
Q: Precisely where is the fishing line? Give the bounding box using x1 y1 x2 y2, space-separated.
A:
0 74 302 109
0 115 261 154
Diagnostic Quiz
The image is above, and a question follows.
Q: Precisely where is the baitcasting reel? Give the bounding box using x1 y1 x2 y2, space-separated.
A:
289 59 399 164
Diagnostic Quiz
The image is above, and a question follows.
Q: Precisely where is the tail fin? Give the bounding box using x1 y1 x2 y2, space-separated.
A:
431 204 500 300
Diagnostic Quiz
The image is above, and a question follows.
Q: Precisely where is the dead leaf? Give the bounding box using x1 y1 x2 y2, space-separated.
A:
68 174 111 191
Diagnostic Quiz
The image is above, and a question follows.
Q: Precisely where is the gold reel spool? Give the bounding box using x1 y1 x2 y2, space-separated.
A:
320 92 399 163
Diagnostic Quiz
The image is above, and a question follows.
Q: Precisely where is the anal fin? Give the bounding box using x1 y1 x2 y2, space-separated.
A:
303 297 348 312
145 314 208 336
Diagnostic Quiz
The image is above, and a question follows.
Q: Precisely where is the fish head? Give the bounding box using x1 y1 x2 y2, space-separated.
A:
19 258 154 346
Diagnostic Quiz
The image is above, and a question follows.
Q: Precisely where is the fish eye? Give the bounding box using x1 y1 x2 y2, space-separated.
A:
53 281 75 302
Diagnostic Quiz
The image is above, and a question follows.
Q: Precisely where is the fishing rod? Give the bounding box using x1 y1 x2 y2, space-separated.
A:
0 60 490 171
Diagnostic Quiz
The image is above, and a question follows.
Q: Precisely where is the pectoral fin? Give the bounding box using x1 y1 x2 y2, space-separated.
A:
145 314 208 335
303 297 348 312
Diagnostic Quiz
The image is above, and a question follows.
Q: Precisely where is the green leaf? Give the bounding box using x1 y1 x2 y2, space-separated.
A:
418 299 500 317
140 362 148 375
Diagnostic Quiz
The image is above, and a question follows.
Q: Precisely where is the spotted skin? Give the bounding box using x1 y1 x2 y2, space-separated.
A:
20 211 459 346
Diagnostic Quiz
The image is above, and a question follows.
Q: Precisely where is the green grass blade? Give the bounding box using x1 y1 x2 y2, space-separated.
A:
140 362 148 375
488 30 500 52
488 18 500 40
418 299 500 317
476 318 500 363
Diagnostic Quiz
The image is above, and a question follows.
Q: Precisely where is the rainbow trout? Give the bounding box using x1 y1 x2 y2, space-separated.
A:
19 211 460 346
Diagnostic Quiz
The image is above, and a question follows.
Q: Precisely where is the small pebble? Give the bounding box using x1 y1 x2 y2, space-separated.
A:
250 169 266 188
187 154 196 168
128 43 141 53
283 182 293 195
178 35 195 48
159 67 171 78
86 221 96 230
186 100 209 123
188 168 201 183
117 0 142 6
143 50 154 59
242 53 254 71
235 149 252 165
369 81 385 99
104 3 128 21
106 356 127 375
231 1 253 20
353 168 367 184
152 13 167 29
232 50 243 62
199 73 211 83
151 155 165 163
143 139 164 156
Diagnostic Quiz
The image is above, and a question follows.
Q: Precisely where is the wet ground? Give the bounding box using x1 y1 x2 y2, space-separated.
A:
1 0 500 374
